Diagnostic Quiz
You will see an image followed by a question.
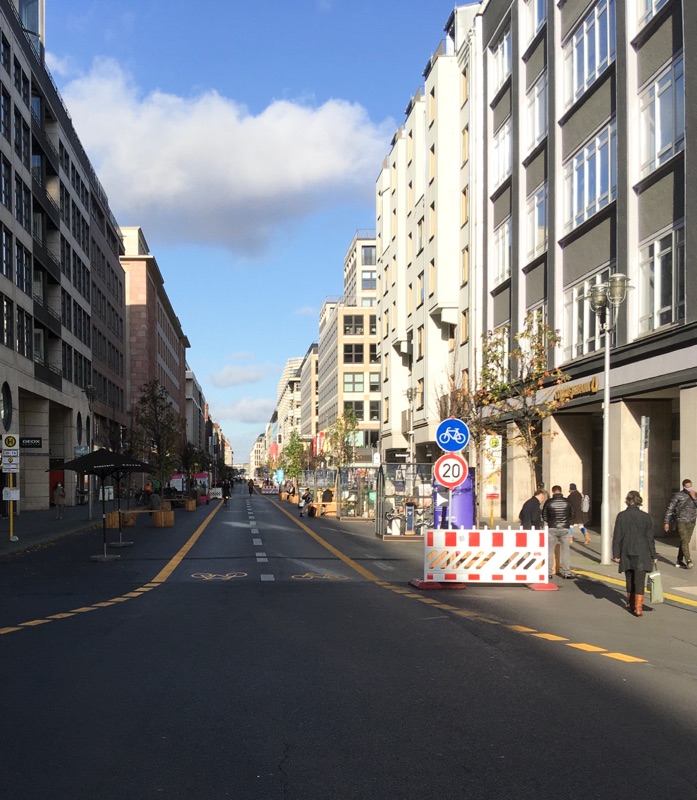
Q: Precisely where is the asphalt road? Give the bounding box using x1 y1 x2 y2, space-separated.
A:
1 494 696 800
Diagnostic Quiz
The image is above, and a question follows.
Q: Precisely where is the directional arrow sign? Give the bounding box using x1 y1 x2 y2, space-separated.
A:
433 453 469 490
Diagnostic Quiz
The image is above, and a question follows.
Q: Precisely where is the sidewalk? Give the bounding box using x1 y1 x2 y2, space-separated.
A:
556 527 697 607
0 504 109 558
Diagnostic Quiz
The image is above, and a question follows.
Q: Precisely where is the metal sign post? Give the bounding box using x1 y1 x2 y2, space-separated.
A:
2 433 19 542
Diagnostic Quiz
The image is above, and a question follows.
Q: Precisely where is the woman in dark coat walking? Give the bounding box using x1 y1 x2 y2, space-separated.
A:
612 490 657 617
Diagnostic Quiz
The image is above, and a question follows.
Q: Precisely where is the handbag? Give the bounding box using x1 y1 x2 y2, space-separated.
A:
648 570 664 604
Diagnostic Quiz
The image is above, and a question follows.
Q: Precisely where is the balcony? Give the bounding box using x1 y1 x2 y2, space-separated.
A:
30 112 60 173
31 171 61 229
32 234 61 282
33 295 61 337
34 358 62 390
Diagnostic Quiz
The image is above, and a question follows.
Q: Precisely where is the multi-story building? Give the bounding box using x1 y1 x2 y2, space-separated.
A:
276 356 302 456
377 6 479 465
469 0 694 527
317 230 380 466
120 226 189 418
185 367 205 451
298 342 319 455
0 0 128 510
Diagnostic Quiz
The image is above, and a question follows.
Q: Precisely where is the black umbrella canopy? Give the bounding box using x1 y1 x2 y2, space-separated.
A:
61 449 153 478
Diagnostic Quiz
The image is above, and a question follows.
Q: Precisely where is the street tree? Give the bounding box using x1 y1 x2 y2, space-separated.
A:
477 310 571 493
278 430 305 481
325 408 358 469
133 380 185 491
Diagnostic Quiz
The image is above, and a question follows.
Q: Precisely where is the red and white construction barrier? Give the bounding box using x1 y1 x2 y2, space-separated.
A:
417 528 550 586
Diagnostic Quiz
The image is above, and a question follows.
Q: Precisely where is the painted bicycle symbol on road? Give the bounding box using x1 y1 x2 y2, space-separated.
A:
291 572 349 581
191 572 248 581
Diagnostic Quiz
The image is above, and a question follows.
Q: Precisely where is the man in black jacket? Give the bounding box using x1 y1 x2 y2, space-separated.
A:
519 490 546 529
542 485 575 579
663 478 696 569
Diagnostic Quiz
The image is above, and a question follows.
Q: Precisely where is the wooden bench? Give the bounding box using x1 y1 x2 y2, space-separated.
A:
316 501 338 517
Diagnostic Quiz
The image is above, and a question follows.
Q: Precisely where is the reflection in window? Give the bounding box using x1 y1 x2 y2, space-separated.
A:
639 227 684 334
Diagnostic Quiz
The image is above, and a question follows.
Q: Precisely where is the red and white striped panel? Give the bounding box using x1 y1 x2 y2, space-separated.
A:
424 528 548 584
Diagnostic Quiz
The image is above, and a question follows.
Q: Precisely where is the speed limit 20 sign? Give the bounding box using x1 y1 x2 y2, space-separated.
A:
433 453 469 489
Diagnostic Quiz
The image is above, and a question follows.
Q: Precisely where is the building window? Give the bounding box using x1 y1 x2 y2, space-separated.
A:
384 396 389 424
343 373 364 393
639 226 685 334
526 182 547 261
563 268 611 359
526 71 547 153
369 401 380 421
417 272 424 306
343 344 364 364
0 154 11 210
564 0 616 108
361 270 376 290
462 125 470 165
429 145 435 182
361 245 376 266
448 324 456 352
416 378 424 410
493 217 512 285
0 86 10 142
14 175 30 230
344 400 364 421
369 343 379 363
369 372 380 392
524 0 546 43
638 0 668 29
1 224 11 280
417 325 424 360
564 120 616 233
429 203 436 240
369 314 376 335
417 218 424 252
461 186 469 226
428 87 435 125
491 28 512 94
429 260 435 296
343 314 364 335
461 309 469 344
491 119 512 188
461 246 469 285
461 66 469 105
2 293 13 348
15 242 31 295
640 55 684 178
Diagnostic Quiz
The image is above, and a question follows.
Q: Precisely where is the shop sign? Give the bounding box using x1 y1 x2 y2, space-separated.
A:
554 375 599 403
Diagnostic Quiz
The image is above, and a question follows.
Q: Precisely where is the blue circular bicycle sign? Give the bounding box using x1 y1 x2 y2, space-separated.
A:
436 418 470 452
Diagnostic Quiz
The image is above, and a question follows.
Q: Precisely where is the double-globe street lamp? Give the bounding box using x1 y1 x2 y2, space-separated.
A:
84 384 97 520
589 273 629 565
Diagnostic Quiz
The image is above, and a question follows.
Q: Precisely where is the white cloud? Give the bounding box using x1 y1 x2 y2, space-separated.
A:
294 306 317 317
209 364 274 388
53 57 392 254
212 397 276 425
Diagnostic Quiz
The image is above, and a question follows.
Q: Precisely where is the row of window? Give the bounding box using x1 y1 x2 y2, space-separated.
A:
343 400 380 423
1 291 32 359
61 341 92 389
1 223 32 295
343 314 377 336
60 289 91 346
343 372 381 393
343 343 380 364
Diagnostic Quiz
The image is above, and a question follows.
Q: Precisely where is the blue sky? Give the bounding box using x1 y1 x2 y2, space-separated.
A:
46 0 466 461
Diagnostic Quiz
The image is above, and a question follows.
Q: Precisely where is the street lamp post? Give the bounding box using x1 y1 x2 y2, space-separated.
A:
405 387 417 465
589 274 629 565
84 384 97 520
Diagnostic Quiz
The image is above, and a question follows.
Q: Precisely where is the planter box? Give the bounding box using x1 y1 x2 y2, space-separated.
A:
184 499 196 511
120 511 137 527
105 511 120 529
161 499 172 511
152 510 175 527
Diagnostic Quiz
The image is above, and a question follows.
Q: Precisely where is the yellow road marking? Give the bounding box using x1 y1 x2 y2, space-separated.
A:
532 633 569 641
150 503 222 583
567 643 607 652
417 597 441 605
0 627 22 634
48 612 75 619
507 625 537 632
71 606 97 613
574 569 697 608
602 652 648 663
20 619 51 627
94 602 116 607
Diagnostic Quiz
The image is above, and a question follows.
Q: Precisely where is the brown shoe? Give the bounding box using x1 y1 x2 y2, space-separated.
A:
633 594 645 617
626 593 635 613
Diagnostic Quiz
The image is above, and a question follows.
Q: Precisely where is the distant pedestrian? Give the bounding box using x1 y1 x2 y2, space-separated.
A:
542 485 575 579
519 489 546 530
568 483 590 545
663 479 696 569
613 490 656 617
247 479 255 496
53 482 66 520
298 488 312 517
222 480 231 507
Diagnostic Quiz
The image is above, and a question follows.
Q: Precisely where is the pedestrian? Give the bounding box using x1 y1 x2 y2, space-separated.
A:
536 482 548 501
298 488 312 517
222 479 230 507
568 483 590 545
247 479 254 496
613 490 657 617
542 485 575 579
519 489 546 530
53 482 66 519
663 478 696 569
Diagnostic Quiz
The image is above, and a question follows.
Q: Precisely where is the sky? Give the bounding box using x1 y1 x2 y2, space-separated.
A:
45 0 469 462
